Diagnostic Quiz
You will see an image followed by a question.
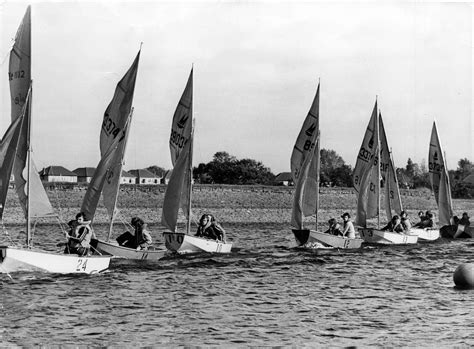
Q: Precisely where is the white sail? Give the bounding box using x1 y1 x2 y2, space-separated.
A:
290 83 320 229
354 100 380 227
429 121 453 226
379 113 402 221
162 69 194 232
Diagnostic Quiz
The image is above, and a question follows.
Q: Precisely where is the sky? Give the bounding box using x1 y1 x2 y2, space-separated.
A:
1 0 473 175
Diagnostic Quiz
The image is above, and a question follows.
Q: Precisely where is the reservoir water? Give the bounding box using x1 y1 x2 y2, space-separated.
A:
1 223 473 346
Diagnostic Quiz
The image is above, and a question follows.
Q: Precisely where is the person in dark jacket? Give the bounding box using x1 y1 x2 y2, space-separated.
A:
64 212 93 256
116 217 152 250
196 214 227 242
382 215 405 233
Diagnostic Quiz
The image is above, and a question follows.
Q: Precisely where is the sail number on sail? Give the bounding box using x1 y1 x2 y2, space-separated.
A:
8 70 26 81
428 161 442 173
102 114 126 142
170 129 188 149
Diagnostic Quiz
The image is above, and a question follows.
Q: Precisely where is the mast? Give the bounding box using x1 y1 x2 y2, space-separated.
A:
315 130 321 231
26 82 32 248
390 148 403 211
106 109 133 241
376 107 381 229
186 120 195 235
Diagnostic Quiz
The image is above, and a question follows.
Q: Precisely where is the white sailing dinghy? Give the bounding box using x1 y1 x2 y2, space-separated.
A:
81 51 166 260
162 69 232 254
0 7 109 273
424 122 470 239
290 83 363 249
353 101 418 245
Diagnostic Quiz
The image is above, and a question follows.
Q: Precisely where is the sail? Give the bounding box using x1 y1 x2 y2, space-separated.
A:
353 100 377 193
379 113 402 221
0 115 25 219
81 123 130 221
161 138 192 232
290 83 320 229
9 6 31 122
11 87 55 219
100 51 140 219
169 69 193 166
429 121 453 226
354 101 380 227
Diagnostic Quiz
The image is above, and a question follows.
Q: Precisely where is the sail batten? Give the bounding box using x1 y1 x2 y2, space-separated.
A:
290 83 320 230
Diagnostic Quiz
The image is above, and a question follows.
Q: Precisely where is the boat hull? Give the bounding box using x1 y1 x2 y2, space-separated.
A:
359 229 418 245
409 228 440 241
91 239 167 260
0 246 110 274
439 225 473 239
163 232 232 254
292 229 363 249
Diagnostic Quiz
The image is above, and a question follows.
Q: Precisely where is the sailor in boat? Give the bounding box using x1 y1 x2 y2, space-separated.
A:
400 211 412 231
324 218 343 236
446 212 471 238
341 212 356 239
64 212 93 256
116 217 153 250
195 214 227 242
413 211 426 228
381 215 407 234
413 210 436 229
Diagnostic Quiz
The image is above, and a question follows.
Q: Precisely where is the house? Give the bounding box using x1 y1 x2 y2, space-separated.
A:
129 169 161 185
73 167 95 183
274 172 293 186
121 170 136 184
39 166 77 183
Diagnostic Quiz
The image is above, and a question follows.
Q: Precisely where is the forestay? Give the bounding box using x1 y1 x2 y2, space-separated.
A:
161 69 194 233
290 83 320 230
429 121 453 226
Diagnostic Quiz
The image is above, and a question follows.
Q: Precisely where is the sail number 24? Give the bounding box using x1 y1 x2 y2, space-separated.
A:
76 259 88 272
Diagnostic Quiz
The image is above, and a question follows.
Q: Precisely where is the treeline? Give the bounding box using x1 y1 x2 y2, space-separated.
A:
146 150 474 198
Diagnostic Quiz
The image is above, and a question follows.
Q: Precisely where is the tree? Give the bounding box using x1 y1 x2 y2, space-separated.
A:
194 151 274 185
147 165 166 177
329 164 353 187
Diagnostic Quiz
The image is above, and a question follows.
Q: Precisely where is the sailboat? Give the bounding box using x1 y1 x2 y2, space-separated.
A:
162 69 232 253
424 122 471 239
0 7 110 273
81 50 167 260
290 83 363 249
354 100 418 245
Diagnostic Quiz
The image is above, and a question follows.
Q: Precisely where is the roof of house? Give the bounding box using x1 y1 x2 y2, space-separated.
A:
128 169 160 178
73 167 96 177
121 170 136 178
275 172 292 182
40 166 77 177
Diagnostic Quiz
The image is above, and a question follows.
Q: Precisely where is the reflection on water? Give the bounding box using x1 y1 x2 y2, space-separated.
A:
1 223 474 346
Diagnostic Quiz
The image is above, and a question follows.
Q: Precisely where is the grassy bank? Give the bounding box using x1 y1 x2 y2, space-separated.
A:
2 184 473 226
